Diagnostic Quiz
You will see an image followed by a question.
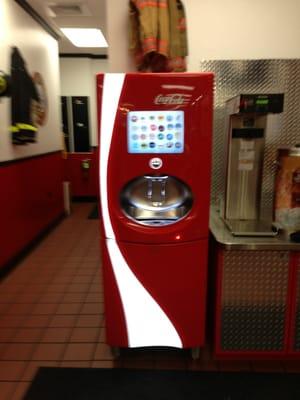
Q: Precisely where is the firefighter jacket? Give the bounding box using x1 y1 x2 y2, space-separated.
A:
129 0 188 72
10 47 40 145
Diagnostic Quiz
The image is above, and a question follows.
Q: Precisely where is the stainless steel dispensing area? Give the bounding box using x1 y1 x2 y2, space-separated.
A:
222 93 284 236
120 175 193 226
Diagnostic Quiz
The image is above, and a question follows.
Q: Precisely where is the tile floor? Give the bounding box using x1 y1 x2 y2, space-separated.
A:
0 203 299 399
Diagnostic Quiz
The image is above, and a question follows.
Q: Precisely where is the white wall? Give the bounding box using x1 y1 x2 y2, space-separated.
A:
105 0 135 72
0 0 62 162
59 0 300 148
184 0 300 71
58 0 135 149
59 58 110 147
99 0 300 73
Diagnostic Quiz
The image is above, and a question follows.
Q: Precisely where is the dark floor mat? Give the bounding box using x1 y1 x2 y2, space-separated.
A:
24 367 300 400
88 204 99 219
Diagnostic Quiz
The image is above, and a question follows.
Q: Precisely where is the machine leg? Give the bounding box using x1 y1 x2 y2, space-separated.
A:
111 346 120 358
191 347 200 360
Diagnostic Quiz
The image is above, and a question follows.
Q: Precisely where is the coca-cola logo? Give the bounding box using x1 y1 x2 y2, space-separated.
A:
154 93 192 105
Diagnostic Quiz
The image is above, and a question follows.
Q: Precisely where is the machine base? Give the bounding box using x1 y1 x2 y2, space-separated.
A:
103 239 209 349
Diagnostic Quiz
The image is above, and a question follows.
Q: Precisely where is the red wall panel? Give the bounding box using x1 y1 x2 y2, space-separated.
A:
64 150 99 198
0 152 64 269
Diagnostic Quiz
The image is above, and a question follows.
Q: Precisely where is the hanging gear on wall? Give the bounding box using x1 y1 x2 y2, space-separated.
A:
129 0 188 72
0 70 11 97
10 47 40 145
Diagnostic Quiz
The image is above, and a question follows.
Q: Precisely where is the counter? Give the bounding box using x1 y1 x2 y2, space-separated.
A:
209 207 300 251
209 208 300 359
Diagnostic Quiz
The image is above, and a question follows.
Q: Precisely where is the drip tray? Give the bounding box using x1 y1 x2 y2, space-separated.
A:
225 219 279 237
135 219 177 226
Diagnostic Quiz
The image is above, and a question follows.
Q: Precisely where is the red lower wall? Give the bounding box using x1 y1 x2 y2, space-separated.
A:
0 152 64 269
64 150 99 198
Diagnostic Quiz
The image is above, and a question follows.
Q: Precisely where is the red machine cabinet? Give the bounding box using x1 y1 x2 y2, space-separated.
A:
97 73 214 351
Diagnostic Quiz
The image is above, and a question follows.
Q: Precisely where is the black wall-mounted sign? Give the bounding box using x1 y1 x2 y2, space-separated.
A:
72 96 91 152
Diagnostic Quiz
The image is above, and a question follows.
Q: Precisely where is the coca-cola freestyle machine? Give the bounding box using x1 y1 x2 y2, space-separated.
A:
97 73 213 356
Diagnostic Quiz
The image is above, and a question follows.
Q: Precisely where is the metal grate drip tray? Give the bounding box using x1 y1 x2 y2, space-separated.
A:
225 219 278 237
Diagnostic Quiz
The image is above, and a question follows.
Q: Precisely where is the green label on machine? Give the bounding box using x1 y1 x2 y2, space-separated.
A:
256 99 269 105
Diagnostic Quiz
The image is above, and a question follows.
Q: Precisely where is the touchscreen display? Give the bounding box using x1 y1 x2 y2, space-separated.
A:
127 110 184 154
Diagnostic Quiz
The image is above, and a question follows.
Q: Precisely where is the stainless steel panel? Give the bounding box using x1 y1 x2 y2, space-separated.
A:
225 114 267 220
221 250 289 351
120 175 193 226
226 138 264 219
199 60 300 217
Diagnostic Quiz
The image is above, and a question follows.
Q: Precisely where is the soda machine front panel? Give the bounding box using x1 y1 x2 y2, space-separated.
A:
98 73 213 349
102 239 208 348
99 73 213 244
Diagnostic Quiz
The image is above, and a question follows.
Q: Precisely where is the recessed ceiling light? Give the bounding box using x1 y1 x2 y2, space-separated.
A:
60 28 108 48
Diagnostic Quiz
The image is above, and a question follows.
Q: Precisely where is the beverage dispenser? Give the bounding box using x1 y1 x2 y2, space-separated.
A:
222 93 284 236
97 73 213 356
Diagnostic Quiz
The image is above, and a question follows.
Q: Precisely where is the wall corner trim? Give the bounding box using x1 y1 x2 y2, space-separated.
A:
14 0 60 40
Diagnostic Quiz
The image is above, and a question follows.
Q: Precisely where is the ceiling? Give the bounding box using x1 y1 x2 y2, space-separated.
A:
27 0 108 55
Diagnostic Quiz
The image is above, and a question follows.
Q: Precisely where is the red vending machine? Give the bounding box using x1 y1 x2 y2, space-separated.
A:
97 73 213 353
